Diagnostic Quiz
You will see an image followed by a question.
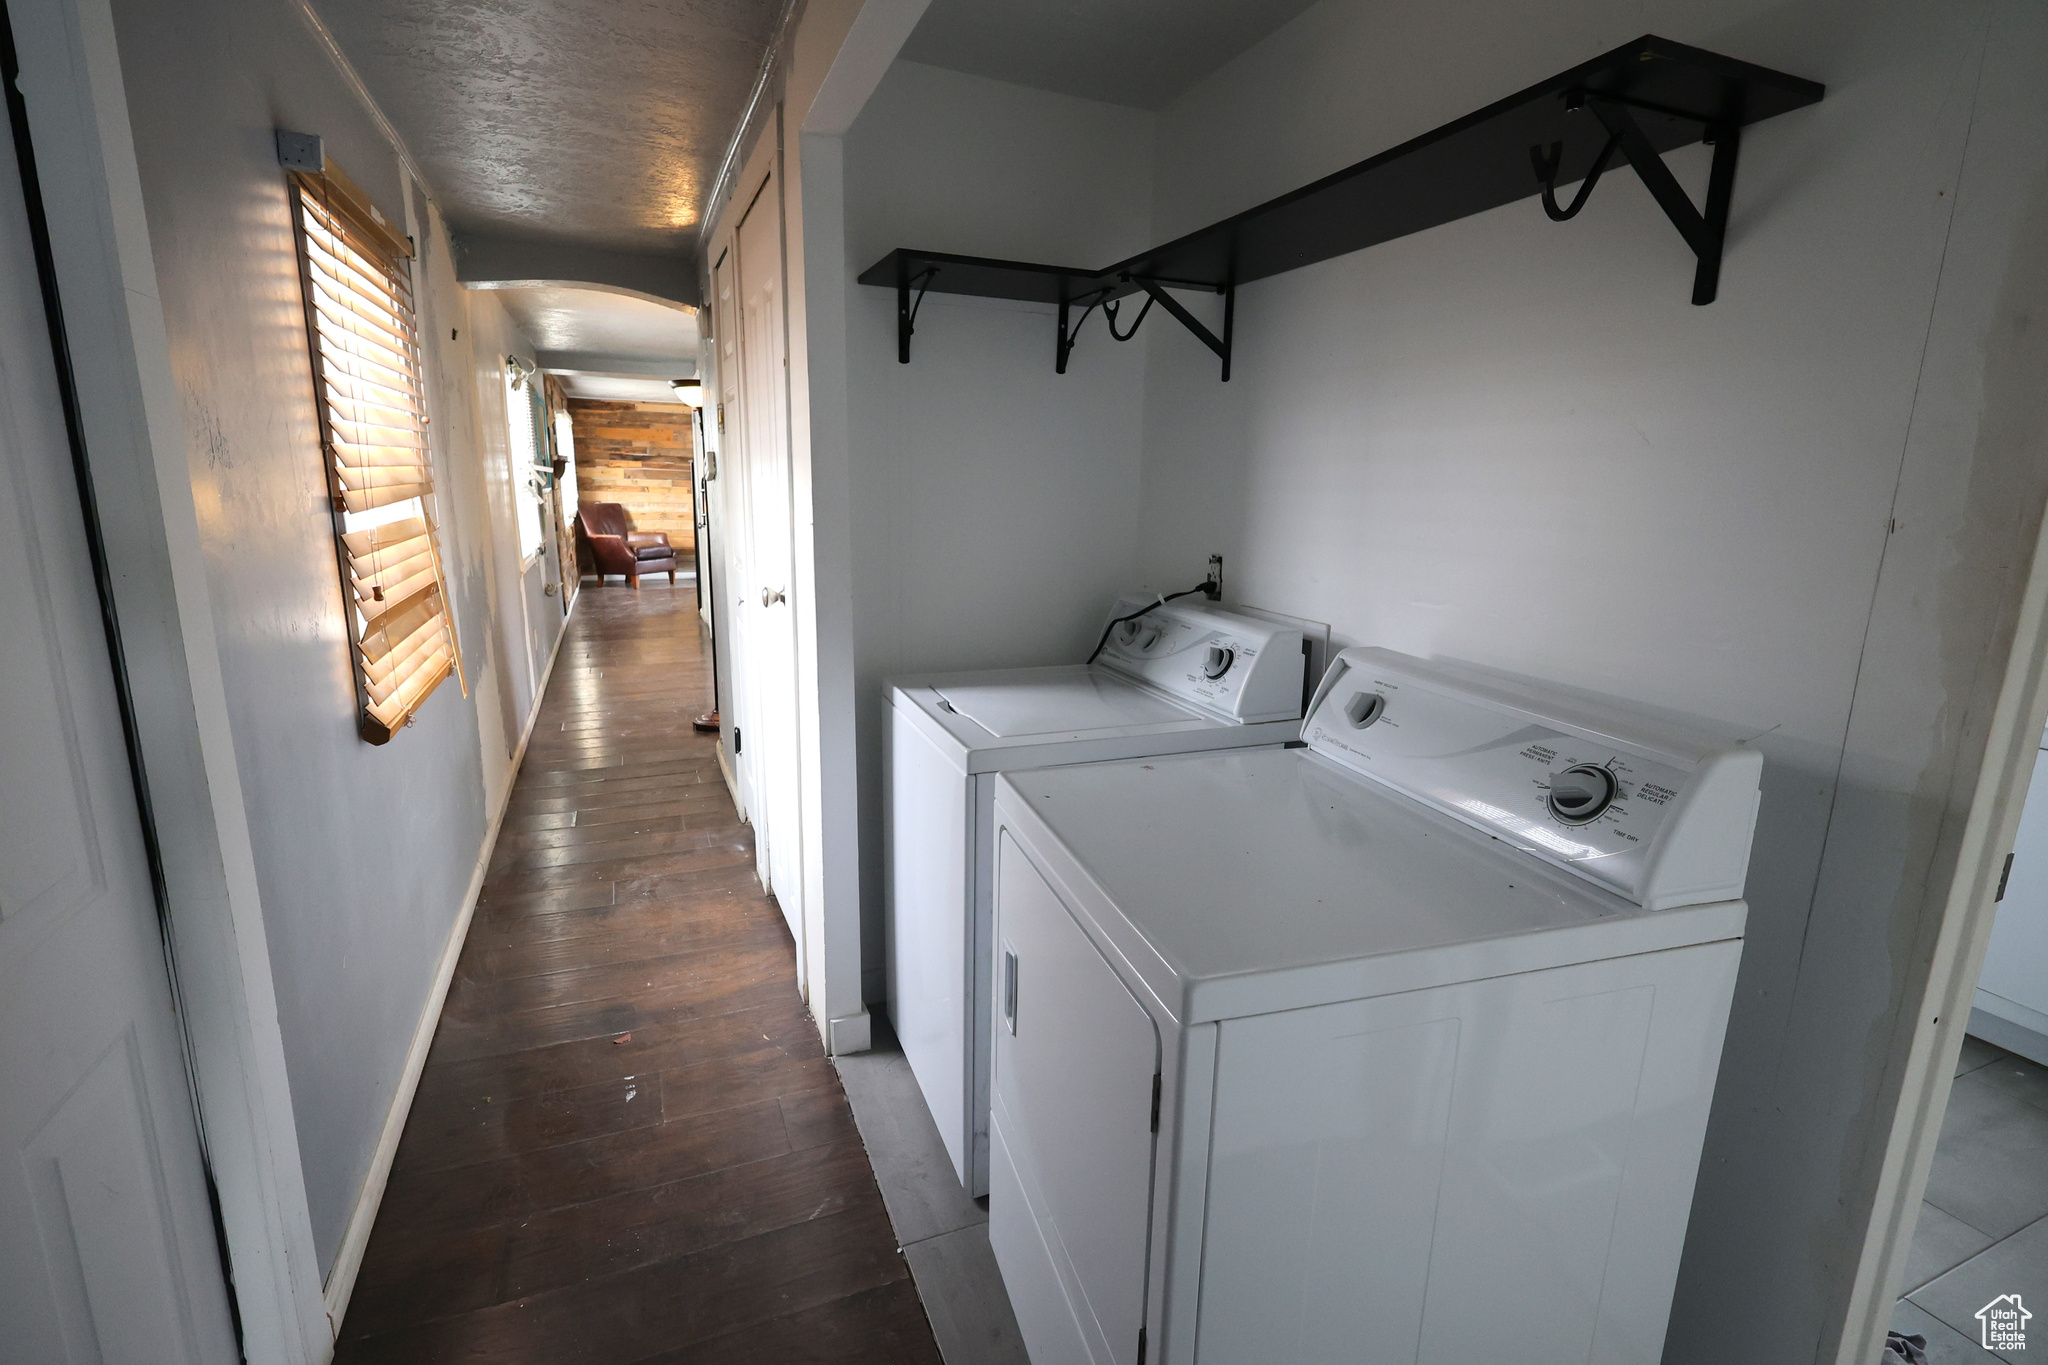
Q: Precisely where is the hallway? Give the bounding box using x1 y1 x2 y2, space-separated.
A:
334 586 939 1364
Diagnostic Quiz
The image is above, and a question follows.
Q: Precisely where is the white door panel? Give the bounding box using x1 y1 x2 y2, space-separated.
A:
0 113 236 1363
711 249 751 824
991 832 1157 1365
732 168 804 974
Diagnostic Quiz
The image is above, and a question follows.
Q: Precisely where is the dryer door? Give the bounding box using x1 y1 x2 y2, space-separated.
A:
990 830 1158 1365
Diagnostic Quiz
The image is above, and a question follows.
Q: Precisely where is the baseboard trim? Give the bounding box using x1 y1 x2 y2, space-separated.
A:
716 737 742 818
828 1009 872 1056
1971 997 2048 1068
319 593 576 1337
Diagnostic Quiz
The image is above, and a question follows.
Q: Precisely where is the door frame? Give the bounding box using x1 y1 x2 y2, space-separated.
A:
5 0 330 1357
1833 490 2048 1362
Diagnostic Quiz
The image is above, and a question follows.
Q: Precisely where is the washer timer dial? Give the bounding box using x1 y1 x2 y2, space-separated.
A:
1547 764 1618 825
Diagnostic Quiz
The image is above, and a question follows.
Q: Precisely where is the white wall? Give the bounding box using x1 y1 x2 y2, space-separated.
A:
464 293 556 762
841 60 1158 1002
107 0 547 1275
1132 0 2048 1356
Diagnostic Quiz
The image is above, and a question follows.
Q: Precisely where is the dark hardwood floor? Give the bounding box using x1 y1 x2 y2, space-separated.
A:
335 582 939 1365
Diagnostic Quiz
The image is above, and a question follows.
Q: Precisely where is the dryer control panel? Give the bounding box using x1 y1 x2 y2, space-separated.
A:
1302 647 1762 910
1096 598 1305 725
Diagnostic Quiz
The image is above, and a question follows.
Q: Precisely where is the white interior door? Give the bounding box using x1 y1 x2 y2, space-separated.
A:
0 111 237 1365
732 169 805 973
711 246 752 825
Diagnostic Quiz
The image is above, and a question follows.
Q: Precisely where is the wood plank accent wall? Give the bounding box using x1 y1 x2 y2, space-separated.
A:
566 399 696 556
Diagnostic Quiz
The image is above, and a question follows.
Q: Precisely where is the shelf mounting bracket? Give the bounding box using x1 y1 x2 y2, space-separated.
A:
1130 275 1234 381
1055 287 1110 374
897 265 937 363
1581 95 1740 305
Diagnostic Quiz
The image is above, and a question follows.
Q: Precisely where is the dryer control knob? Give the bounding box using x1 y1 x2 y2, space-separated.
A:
1203 644 1235 679
1345 691 1386 728
1547 764 1617 825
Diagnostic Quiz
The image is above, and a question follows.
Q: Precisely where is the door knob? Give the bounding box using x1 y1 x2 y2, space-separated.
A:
762 587 787 606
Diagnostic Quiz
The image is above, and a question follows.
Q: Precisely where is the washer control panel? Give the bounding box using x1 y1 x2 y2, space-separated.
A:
1302 647 1762 910
1096 597 1305 725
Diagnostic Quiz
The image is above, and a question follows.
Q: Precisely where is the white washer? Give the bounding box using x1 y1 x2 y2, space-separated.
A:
988 646 1762 1365
887 597 1307 1197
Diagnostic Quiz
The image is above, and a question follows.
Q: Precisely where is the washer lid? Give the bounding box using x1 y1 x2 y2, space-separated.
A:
933 670 1197 738
996 746 1746 1024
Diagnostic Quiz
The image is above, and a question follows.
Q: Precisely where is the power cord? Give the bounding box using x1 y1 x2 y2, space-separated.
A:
1086 581 1217 665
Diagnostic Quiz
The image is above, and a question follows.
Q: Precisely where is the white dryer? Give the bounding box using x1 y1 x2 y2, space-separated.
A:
886 597 1307 1197
988 646 1762 1365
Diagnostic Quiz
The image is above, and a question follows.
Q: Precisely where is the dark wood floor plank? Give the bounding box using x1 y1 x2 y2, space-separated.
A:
343 1139 880 1340
448 940 799 1019
419 997 823 1104
375 1099 791 1239
336 587 932 1364
491 815 694 853
393 1072 666 1177
489 827 741 876
627 1279 943 1365
474 881 617 916
659 1045 840 1125
570 793 739 825
337 1202 910 1365
469 908 785 983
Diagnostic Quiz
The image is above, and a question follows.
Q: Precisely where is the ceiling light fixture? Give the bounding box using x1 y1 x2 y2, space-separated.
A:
669 378 704 409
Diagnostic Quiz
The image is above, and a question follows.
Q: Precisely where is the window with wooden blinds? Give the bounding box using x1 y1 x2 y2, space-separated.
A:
288 166 465 744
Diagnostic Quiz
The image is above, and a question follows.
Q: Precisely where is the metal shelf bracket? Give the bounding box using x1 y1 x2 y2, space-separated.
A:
1536 93 1741 305
896 264 937 362
1055 276 1235 380
1133 277 1234 382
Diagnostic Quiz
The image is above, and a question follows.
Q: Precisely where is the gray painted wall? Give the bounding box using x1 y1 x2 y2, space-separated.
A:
108 0 549 1272
841 61 1158 1002
1131 0 2048 1356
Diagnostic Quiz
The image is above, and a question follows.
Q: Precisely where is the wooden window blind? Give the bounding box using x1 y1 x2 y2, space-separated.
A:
288 166 465 744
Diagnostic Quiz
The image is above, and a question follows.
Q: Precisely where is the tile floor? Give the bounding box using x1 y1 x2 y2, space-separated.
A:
835 1020 1029 1365
1891 1034 2048 1361
334 583 941 1364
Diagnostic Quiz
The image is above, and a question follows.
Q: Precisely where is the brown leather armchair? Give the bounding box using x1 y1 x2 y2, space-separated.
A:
576 501 678 587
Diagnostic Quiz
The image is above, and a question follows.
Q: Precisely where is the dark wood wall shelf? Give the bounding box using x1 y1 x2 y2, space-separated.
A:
857 35 1823 379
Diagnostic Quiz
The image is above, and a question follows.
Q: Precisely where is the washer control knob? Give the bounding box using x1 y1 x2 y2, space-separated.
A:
1203 644 1235 679
1344 691 1386 728
1547 764 1617 825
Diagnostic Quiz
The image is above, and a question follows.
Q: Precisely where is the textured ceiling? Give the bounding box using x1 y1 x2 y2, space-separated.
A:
897 0 1320 110
487 283 699 357
311 0 784 254
559 374 699 402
